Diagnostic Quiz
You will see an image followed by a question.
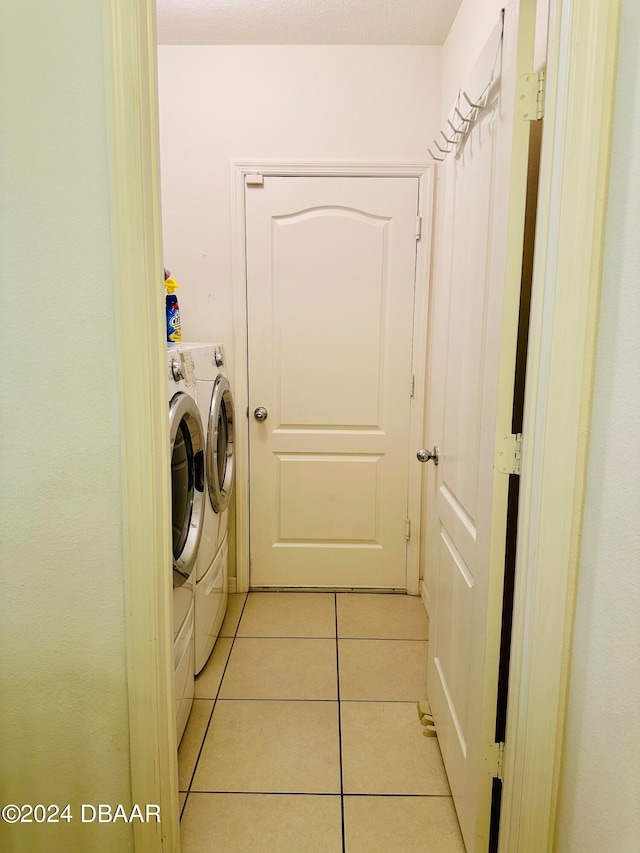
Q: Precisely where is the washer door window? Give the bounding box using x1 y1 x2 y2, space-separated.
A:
169 392 205 587
207 375 235 513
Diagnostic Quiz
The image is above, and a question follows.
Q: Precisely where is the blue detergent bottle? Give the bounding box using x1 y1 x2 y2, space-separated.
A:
165 278 182 343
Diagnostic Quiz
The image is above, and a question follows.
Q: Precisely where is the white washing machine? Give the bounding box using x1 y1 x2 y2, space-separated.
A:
177 343 235 674
166 346 205 744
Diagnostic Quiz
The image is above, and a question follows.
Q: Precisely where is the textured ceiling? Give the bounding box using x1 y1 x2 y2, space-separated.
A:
156 0 463 46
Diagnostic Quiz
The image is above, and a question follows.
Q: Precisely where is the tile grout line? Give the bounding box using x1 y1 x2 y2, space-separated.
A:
233 634 337 640
335 593 346 853
184 593 251 812
185 790 455 798
232 635 428 641
208 698 424 704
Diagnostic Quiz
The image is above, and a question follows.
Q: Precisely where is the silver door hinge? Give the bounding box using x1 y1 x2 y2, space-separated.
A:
405 519 411 540
518 70 545 121
245 173 264 187
415 216 422 240
489 741 505 781
409 374 415 397
495 433 522 475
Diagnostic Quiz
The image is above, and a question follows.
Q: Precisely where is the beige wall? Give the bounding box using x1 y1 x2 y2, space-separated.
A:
555 1 640 848
158 45 441 363
0 2 133 851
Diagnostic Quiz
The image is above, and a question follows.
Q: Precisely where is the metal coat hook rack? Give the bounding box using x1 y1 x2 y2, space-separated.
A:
428 15 504 165
427 88 489 164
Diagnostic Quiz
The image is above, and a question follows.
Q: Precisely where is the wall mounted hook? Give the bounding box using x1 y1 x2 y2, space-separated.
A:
463 90 486 110
454 106 472 124
440 130 457 146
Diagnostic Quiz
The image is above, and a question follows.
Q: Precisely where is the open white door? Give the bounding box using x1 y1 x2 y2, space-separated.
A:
424 4 536 850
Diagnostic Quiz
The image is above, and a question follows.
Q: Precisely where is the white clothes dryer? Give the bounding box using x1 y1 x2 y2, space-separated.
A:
177 343 235 674
166 347 205 743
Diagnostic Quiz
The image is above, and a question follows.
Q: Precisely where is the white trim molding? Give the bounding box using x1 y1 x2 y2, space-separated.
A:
500 1 622 850
103 1 180 850
230 161 434 595
420 578 431 618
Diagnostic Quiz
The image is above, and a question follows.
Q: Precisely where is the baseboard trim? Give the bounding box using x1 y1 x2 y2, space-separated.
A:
248 586 404 593
228 577 237 594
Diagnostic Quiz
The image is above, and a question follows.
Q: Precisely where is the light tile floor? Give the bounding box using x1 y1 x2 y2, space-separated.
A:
179 592 466 853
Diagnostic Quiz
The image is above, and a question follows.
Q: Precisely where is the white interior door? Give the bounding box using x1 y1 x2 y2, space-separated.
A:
246 175 420 588
424 5 535 851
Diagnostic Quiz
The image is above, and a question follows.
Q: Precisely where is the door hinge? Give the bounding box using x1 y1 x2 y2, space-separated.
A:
489 741 505 781
495 433 522 475
245 173 264 187
518 70 545 121
415 215 422 240
409 374 415 397
405 518 411 540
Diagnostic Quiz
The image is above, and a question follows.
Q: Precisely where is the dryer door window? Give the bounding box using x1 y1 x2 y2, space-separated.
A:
169 392 205 587
207 375 235 513
171 420 194 558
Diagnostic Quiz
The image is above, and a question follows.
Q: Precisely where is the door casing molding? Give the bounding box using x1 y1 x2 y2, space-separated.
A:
500 0 622 849
231 161 434 595
104 1 179 850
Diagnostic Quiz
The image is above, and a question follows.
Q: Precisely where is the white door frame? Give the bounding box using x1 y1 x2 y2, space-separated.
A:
500 0 621 849
231 161 434 596
104 1 179 850
104 0 621 848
